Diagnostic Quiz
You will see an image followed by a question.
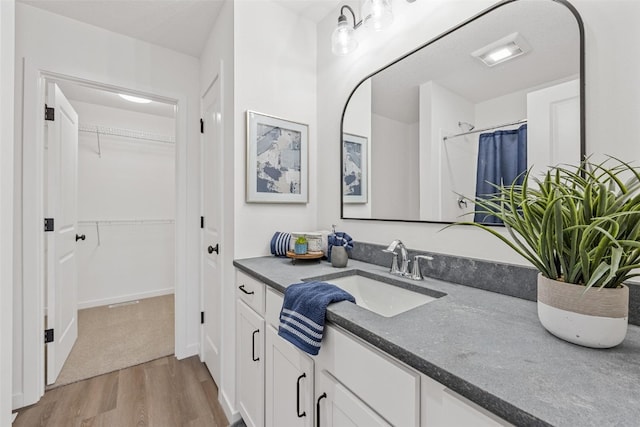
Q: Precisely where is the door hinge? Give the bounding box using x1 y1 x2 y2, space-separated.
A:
200 216 204 229
44 218 54 232
44 329 54 343
201 312 205 324
45 105 55 121
200 118 204 134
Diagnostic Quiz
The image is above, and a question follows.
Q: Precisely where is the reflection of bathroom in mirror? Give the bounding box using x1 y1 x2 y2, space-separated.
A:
341 0 583 223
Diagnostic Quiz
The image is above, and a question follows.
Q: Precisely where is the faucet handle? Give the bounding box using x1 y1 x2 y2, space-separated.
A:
410 255 434 280
389 253 400 275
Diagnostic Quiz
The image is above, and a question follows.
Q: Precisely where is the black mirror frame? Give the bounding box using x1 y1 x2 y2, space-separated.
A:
339 0 585 225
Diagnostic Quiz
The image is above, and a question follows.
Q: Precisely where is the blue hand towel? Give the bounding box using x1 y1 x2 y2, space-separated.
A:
327 232 354 261
278 281 355 355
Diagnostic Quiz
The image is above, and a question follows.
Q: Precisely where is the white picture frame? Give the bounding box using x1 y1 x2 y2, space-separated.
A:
343 133 368 204
246 110 308 203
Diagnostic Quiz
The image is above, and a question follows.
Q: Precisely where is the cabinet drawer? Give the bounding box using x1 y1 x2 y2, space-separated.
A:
237 270 266 315
316 325 420 427
265 288 284 329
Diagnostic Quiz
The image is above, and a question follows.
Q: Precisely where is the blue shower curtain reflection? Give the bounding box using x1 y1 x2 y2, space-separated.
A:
474 124 527 224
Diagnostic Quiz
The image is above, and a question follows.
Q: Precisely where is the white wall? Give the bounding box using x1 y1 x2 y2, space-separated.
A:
371 113 419 219
198 0 317 420
317 0 640 265
420 80 475 222
71 101 175 308
14 3 200 408
1 0 15 424
234 0 318 259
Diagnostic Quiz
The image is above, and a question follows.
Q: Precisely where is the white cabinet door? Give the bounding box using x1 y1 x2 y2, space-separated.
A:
442 389 512 427
237 300 265 427
265 325 314 427
316 371 391 427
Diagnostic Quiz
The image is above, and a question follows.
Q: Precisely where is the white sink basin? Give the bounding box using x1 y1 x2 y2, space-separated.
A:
326 274 437 317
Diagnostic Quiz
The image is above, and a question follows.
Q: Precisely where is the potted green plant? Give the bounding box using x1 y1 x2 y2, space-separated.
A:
294 236 308 255
455 158 640 348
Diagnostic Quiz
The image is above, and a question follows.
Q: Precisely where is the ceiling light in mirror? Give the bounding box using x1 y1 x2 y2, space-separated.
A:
118 94 152 104
472 32 530 67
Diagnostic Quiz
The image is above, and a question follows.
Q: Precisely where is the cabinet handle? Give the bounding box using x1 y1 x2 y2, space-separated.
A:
75 234 86 241
208 244 219 254
316 392 327 427
239 285 255 295
251 329 260 362
296 373 306 418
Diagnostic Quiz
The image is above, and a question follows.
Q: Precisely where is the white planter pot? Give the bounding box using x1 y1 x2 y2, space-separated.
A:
537 273 629 348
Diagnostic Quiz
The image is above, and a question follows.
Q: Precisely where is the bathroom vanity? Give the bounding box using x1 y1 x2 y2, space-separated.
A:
234 257 640 427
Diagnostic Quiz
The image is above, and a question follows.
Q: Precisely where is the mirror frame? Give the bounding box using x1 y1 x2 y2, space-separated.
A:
340 0 585 224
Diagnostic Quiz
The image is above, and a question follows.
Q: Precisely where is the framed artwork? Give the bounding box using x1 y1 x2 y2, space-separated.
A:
246 111 308 203
342 133 368 204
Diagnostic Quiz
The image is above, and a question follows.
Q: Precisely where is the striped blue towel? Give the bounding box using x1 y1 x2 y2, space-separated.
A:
270 231 291 257
278 281 355 355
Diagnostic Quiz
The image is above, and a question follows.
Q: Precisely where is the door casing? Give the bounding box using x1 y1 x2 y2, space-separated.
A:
18 61 191 408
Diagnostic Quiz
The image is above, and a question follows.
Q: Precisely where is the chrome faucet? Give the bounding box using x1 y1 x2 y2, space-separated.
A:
410 255 434 280
383 239 410 276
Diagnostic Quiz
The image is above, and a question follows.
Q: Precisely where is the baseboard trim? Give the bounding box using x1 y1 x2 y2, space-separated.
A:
77 288 174 309
175 342 199 360
12 393 23 411
220 388 240 424
12 413 17 423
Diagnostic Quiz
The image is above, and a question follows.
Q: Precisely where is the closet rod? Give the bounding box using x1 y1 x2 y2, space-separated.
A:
79 124 175 144
78 219 175 226
443 119 527 141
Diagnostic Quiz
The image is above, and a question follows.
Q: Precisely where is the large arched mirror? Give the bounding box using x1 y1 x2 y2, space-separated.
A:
341 0 584 223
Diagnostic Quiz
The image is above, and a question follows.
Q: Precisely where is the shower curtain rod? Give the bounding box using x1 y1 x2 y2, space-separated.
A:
443 119 527 141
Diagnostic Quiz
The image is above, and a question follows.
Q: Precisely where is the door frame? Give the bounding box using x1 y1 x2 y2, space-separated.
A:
20 59 189 406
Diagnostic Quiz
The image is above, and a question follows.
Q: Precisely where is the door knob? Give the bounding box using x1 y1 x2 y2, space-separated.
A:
76 234 86 242
208 244 219 254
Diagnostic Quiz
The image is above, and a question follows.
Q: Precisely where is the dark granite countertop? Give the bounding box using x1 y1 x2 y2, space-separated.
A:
233 256 640 427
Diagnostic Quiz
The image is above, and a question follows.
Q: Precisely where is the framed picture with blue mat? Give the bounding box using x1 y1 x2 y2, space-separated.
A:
246 110 308 203
342 133 367 203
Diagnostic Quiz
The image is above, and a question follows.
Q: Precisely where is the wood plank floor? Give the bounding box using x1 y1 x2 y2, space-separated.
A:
13 356 229 427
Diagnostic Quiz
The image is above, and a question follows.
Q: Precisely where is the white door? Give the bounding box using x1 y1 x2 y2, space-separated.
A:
201 75 223 384
527 79 580 179
266 325 314 427
237 300 265 427
316 371 391 427
45 82 79 385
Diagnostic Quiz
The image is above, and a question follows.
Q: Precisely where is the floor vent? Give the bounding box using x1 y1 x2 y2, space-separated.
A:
108 300 140 309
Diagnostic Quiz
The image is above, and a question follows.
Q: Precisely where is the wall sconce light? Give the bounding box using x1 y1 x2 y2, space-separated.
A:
331 5 362 56
331 0 395 56
362 0 394 32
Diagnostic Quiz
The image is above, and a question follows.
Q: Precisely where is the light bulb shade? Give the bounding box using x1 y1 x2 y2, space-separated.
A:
331 19 358 56
362 0 393 32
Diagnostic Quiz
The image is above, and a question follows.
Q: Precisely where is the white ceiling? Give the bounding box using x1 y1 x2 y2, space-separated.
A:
18 0 339 57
